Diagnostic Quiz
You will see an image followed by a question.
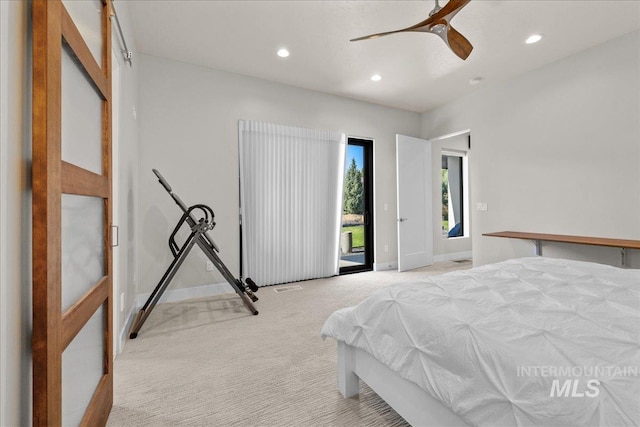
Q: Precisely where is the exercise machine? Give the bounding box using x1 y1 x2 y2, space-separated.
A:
128 169 259 339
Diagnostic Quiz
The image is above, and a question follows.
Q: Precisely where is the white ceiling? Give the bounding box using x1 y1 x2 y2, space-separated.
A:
126 1 640 113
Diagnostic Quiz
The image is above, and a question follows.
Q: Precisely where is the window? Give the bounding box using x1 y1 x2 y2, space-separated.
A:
441 151 466 238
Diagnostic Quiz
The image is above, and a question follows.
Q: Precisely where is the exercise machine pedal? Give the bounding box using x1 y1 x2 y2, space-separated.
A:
245 277 259 292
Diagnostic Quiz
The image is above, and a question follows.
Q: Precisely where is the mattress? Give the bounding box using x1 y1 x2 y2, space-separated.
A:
321 257 640 426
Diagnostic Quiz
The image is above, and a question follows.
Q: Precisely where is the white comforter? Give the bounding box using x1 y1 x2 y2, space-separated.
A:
321 257 640 426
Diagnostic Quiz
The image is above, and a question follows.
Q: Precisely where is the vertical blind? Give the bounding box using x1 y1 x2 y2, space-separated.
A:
238 120 346 286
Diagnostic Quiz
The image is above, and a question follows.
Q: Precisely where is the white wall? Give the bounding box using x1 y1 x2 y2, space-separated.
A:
111 0 140 352
137 53 420 294
421 31 640 268
0 1 139 423
0 1 32 424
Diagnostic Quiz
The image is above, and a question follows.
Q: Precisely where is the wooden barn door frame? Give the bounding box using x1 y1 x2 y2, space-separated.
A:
32 0 113 425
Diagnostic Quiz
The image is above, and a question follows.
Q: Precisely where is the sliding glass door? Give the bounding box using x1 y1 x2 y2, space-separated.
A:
340 138 373 274
239 120 346 285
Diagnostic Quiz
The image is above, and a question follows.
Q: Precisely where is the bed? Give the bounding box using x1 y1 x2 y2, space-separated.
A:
321 257 640 426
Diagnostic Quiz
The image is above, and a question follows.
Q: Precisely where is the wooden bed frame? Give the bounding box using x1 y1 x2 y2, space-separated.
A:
337 341 469 426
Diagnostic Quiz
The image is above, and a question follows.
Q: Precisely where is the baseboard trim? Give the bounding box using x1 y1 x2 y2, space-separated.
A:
433 251 473 263
118 303 138 352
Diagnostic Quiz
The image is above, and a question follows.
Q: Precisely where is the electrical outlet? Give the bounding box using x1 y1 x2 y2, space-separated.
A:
384 244 389 252
206 261 214 271
476 202 488 211
120 293 124 313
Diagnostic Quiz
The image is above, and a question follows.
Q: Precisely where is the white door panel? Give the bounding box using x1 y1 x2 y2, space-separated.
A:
396 134 433 271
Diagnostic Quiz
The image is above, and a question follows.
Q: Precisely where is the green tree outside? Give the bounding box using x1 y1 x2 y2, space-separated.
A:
343 158 364 214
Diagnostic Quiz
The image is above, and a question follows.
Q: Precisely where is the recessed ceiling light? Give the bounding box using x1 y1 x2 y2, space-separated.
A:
469 77 483 85
277 48 290 58
525 34 543 44
371 74 382 82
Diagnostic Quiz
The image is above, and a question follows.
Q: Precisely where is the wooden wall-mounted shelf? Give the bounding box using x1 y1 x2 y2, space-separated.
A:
483 231 640 266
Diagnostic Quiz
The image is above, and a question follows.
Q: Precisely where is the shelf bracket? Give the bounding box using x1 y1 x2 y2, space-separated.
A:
533 239 542 256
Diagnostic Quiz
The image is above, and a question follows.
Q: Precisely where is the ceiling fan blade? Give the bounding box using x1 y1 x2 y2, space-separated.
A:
352 0 471 41
408 0 471 32
445 26 473 60
350 0 473 59
350 29 404 42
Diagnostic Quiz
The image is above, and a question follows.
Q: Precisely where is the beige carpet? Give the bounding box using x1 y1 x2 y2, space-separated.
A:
108 260 472 427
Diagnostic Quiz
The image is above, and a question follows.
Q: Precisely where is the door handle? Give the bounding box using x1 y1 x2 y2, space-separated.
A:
397 217 407 222
111 225 119 247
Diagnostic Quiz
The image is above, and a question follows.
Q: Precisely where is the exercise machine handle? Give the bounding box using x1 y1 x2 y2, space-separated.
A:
154 169 221 253
169 204 215 257
171 193 189 213
153 168 172 193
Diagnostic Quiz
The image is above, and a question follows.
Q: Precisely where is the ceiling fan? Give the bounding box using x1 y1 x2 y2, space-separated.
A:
351 0 473 60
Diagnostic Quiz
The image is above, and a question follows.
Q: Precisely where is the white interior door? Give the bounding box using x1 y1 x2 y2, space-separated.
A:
396 134 433 271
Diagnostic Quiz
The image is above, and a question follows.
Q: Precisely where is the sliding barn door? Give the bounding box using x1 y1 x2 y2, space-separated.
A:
32 0 113 425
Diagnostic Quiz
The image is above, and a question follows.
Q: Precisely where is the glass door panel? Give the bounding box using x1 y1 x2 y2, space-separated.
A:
61 194 105 311
62 305 106 426
340 138 374 273
62 0 103 67
61 44 103 175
